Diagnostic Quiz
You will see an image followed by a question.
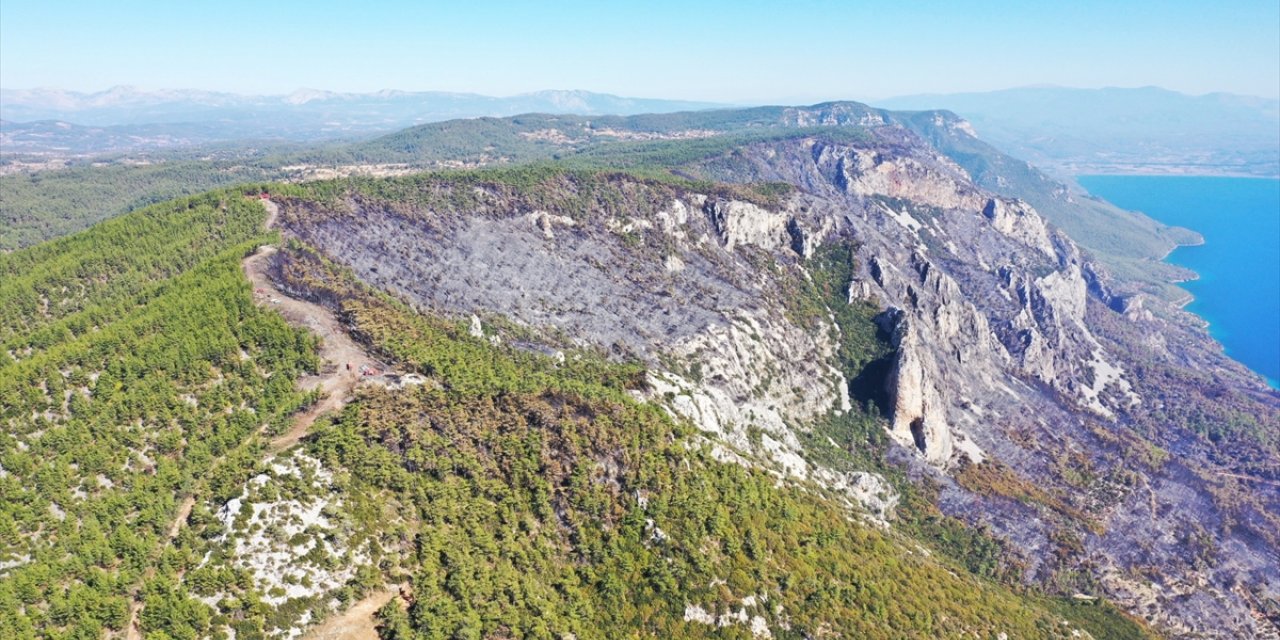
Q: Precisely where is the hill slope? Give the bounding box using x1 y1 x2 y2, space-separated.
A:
4 104 1276 638
0 183 1155 638
4 101 1204 304
264 123 1278 637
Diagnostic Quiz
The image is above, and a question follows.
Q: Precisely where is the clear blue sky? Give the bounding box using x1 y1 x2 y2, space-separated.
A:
2 0 1277 101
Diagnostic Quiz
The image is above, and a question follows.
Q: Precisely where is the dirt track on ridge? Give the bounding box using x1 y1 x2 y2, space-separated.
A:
125 199 390 640
241 240 373 452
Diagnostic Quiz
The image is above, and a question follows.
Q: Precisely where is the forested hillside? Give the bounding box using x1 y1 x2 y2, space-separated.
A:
237 226 1151 639
252 149 1276 638
4 103 1271 639
0 174 1154 638
0 161 281 250
0 193 320 637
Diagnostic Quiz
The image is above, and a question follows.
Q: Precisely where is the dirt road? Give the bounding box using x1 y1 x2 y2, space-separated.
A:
242 241 380 452
302 588 401 640
126 199 391 639
248 199 398 449
168 497 195 539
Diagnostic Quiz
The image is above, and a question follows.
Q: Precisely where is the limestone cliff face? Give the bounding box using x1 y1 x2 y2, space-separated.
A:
704 199 790 251
743 138 1143 464
881 313 954 464
685 130 1279 639
982 198 1055 258
856 252 1004 466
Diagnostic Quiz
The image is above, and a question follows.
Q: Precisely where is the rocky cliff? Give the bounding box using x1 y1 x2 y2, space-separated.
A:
271 115 1280 638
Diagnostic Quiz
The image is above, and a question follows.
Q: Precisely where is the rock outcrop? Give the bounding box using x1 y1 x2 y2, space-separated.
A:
881 313 954 464
982 197 1056 257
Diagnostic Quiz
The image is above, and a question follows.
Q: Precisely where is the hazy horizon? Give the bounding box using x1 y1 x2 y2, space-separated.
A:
3 83 1277 110
3 0 1277 102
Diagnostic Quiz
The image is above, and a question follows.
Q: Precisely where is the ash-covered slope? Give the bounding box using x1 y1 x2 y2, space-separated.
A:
273 116 1280 637
337 101 1201 295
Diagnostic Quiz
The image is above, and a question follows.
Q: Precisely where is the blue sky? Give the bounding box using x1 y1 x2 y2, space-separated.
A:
2 0 1277 101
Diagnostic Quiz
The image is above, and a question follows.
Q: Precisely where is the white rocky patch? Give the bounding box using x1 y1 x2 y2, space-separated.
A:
648 311 845 452
651 337 900 520
1079 349 1141 417
0 554 31 574
528 210 576 239
644 518 669 543
683 593 777 638
202 452 371 639
605 216 655 235
654 198 695 238
683 604 715 625
386 372 430 391
879 202 923 233
812 469 900 523
953 120 979 138
952 433 987 464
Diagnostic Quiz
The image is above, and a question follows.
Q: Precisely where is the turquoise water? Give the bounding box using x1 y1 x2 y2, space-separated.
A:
1077 175 1280 388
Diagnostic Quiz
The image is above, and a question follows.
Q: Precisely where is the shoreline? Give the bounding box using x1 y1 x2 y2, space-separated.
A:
1162 232 1202 308
1083 174 1280 388
1070 169 1280 180
1158 235 1206 262
1159 237 1204 293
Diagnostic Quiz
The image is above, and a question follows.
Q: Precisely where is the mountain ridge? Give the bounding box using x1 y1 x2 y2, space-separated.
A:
0 100 1207 304
2 100 1277 638
259 122 1279 637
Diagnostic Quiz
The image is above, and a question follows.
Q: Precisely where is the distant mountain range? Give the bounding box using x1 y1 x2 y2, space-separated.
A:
4 85 1277 178
875 86 1280 177
0 86 727 151
0 86 726 124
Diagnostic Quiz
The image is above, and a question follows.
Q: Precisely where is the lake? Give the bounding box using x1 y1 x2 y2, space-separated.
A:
1077 175 1280 388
